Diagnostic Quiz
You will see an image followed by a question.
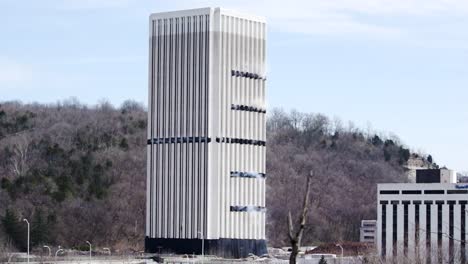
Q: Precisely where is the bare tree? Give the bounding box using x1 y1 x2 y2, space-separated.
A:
9 134 30 177
0 104 419 252
288 171 313 264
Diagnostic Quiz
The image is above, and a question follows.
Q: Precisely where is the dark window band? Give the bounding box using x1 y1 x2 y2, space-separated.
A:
380 190 399 195
231 104 266 114
392 204 398 257
381 203 387 258
215 137 266 146
231 171 266 179
404 203 408 254
402 190 422 194
426 205 431 257
230 206 266 213
438 203 443 261
231 70 266 80
450 203 454 260
448 190 468 194
147 137 211 145
462 204 466 263
424 190 445 194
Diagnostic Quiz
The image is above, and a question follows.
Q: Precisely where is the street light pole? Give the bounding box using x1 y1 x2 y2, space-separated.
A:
336 244 343 264
23 219 29 264
43 245 51 257
86 241 92 261
55 246 64 262
198 231 204 262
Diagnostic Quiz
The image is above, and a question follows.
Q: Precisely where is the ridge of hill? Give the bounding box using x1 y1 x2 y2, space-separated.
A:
0 101 436 251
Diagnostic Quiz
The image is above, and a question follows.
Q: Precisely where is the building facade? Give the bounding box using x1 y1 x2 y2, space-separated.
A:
377 183 468 263
146 7 267 258
360 220 377 244
416 168 457 184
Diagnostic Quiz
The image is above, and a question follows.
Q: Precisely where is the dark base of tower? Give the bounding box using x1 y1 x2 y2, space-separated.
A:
145 236 268 259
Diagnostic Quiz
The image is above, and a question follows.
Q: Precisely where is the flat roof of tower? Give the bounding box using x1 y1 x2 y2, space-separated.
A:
150 7 266 23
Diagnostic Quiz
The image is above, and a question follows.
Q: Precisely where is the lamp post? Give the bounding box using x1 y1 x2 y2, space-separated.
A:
336 244 343 263
198 231 204 262
23 218 29 264
86 241 92 261
55 246 64 262
43 245 51 257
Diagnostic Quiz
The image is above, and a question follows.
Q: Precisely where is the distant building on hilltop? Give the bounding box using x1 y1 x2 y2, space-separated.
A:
145 7 267 258
405 154 435 182
416 168 456 183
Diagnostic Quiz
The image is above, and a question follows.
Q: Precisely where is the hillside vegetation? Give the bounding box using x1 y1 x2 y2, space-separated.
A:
0 100 434 251
265 110 433 246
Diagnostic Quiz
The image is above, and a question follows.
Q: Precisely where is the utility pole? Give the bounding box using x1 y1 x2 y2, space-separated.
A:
43 245 51 257
336 244 344 264
23 219 30 264
86 241 92 261
198 231 204 263
55 246 64 262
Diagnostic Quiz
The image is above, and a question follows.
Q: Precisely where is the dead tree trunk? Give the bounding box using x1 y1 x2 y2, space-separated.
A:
288 171 313 264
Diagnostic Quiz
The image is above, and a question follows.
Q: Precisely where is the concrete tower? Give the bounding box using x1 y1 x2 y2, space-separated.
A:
146 7 267 258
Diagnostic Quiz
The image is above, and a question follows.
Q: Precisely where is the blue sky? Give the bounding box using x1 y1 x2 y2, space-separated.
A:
1 0 467 172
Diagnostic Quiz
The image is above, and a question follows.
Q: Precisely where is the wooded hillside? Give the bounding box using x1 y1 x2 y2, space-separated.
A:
0 100 434 251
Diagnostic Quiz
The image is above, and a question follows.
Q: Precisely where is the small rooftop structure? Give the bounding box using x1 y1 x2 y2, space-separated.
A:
416 168 456 183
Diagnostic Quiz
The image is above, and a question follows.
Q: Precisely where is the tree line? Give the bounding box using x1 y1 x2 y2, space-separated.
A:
0 100 435 252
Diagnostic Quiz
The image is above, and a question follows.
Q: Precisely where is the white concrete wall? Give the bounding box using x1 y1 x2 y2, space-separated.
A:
441 169 457 183
212 10 266 240
147 7 266 241
377 183 468 262
359 220 377 243
147 8 211 240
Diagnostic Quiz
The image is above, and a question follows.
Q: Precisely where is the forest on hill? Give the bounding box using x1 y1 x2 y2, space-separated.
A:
0 100 435 251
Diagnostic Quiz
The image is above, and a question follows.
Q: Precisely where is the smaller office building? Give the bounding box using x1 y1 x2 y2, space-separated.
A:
360 220 377 244
377 169 467 263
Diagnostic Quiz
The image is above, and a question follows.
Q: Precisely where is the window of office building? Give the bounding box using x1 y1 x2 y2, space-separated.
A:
426 202 432 264
404 202 409 255
393 203 398 257
449 202 454 262
381 202 387 258
461 203 466 263
415 202 420 247
437 202 443 264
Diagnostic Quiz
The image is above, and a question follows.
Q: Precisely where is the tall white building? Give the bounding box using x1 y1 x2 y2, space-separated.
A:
146 7 267 258
377 170 467 263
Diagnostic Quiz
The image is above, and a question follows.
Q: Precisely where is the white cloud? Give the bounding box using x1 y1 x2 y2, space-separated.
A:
165 0 468 37
264 10 402 38
43 55 146 66
58 0 132 9
0 59 32 85
21 0 468 38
